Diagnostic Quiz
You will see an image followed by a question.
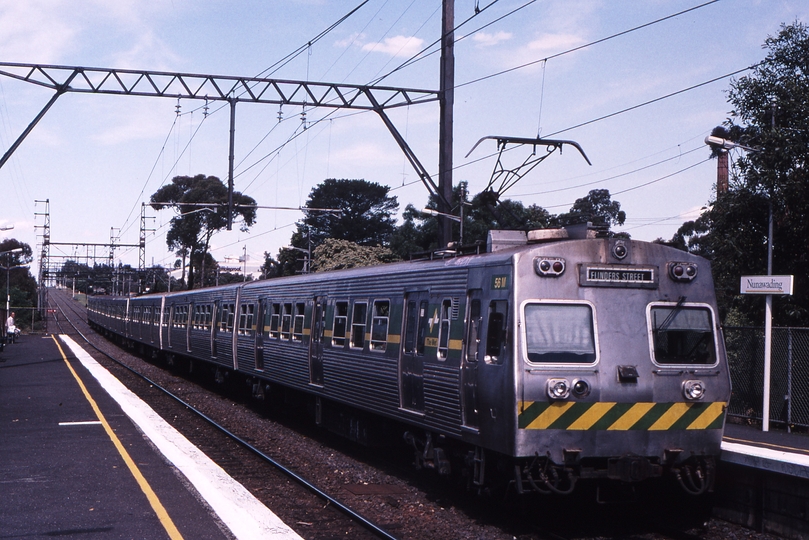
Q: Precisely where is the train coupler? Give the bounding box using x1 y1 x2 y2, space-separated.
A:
607 455 662 483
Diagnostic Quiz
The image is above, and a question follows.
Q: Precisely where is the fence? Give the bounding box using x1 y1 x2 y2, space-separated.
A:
724 326 809 430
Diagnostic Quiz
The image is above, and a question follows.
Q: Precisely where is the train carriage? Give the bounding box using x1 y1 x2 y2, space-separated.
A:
87 226 731 497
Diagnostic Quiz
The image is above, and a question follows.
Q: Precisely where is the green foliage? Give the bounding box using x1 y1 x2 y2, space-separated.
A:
673 22 809 325
554 189 626 229
389 184 620 259
150 174 257 289
1 239 38 329
298 179 398 248
311 239 399 272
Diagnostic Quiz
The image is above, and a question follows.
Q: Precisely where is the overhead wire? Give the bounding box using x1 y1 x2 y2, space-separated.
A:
367 0 507 86
456 0 722 89
255 0 371 79
539 158 711 211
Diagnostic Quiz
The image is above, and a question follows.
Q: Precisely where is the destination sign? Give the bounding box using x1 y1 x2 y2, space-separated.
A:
580 265 658 289
740 275 794 295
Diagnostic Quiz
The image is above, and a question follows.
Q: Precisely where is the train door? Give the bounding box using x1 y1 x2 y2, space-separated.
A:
186 303 193 352
462 290 483 429
309 296 326 386
211 300 219 359
400 291 428 411
167 304 174 349
255 299 265 370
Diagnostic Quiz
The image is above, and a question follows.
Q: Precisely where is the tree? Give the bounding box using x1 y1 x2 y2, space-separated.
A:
678 22 809 325
0 238 37 329
390 182 557 259
296 179 398 249
554 189 626 231
311 239 399 272
150 174 257 289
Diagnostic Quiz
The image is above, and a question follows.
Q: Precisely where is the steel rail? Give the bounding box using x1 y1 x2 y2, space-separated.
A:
48 291 398 540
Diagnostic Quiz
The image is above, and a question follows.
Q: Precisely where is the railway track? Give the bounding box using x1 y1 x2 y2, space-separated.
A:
45 289 782 540
48 289 396 540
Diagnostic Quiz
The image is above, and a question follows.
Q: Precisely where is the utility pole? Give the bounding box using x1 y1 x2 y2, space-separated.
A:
438 0 455 249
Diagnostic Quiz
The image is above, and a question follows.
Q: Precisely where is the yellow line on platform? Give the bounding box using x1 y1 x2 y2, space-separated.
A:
51 335 184 540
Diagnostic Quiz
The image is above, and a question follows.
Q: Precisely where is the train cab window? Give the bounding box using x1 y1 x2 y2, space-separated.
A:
281 303 293 340
523 302 597 365
437 299 452 359
350 301 368 349
238 303 255 336
332 301 348 347
370 300 390 352
649 304 716 365
293 302 305 342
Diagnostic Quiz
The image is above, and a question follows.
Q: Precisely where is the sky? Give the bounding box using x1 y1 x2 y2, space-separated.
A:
0 0 806 282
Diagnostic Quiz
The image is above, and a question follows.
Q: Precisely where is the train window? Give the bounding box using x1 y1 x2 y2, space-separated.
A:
281 303 293 340
193 305 202 329
370 300 390 352
403 300 418 354
649 304 716 365
173 305 189 328
204 304 212 330
523 302 597 365
332 301 348 347
293 302 305 342
239 303 255 336
220 302 235 332
485 301 508 364
267 303 281 338
351 301 368 349
466 299 482 362
438 299 452 359
144 306 152 325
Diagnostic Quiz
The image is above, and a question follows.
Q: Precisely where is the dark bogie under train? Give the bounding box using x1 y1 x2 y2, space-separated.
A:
87 226 731 499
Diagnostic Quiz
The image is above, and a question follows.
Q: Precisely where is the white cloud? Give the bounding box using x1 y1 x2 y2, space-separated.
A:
472 31 512 47
525 33 586 57
361 35 425 58
0 1 79 63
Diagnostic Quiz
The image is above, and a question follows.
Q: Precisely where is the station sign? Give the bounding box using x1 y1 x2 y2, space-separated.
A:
740 275 794 295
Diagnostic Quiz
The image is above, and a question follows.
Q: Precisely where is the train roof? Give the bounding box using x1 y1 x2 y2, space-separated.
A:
109 225 703 302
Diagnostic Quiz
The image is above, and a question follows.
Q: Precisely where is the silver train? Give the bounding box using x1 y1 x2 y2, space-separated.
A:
87 226 731 496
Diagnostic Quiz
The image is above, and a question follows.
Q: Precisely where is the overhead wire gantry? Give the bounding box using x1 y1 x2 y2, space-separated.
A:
0 61 446 230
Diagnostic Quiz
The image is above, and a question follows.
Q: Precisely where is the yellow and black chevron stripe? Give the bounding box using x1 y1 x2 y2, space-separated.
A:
518 401 726 431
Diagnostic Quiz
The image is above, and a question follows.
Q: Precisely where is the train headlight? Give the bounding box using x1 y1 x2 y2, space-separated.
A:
669 262 698 282
683 380 706 400
547 378 571 400
572 379 591 398
535 257 566 277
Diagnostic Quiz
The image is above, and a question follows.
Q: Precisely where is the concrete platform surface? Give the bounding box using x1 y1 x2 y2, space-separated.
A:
0 333 301 539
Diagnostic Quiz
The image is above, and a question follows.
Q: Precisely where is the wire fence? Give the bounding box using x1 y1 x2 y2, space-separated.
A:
724 326 809 430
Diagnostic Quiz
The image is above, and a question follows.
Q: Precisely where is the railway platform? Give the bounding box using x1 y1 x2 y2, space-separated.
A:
715 418 809 538
0 332 301 539
722 422 809 478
